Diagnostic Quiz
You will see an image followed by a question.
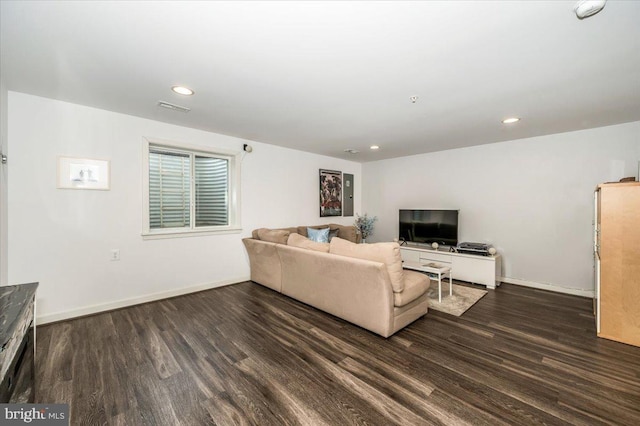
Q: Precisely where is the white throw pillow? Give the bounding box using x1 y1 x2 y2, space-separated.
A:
307 227 330 243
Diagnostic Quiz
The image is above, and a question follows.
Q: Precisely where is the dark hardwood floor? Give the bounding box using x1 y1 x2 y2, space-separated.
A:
36 281 640 425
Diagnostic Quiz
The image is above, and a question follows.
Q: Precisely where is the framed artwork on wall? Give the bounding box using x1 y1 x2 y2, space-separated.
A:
319 169 342 217
57 156 110 190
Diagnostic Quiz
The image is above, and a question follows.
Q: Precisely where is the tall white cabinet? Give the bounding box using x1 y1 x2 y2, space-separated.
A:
594 182 640 347
400 245 501 289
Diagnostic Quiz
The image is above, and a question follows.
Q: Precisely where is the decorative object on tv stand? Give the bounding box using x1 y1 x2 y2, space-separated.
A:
431 242 439 250
354 213 377 243
319 169 342 217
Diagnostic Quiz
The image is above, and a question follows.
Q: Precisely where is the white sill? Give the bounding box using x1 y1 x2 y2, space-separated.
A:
142 227 242 240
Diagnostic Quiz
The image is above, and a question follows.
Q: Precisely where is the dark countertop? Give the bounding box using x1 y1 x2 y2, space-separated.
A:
0 283 39 353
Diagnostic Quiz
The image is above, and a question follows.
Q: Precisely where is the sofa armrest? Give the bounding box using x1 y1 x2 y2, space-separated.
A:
242 238 282 292
276 244 395 337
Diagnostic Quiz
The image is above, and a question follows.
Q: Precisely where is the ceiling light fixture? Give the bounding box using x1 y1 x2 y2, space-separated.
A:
171 86 194 96
502 117 520 124
370 145 380 150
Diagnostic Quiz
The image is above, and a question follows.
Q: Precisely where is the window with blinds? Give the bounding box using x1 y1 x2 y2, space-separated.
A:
144 139 239 236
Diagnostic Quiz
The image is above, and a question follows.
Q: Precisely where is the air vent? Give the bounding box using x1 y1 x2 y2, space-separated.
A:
157 101 191 113
344 149 359 154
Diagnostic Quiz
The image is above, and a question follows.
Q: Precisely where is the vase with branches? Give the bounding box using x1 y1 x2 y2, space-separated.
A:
354 213 377 243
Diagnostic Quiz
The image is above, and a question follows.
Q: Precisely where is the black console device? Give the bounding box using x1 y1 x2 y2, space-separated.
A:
457 242 492 256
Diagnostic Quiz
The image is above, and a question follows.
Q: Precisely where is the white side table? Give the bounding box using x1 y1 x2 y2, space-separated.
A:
403 260 452 302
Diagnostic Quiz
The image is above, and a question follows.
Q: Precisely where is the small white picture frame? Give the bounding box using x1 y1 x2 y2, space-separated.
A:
57 157 110 190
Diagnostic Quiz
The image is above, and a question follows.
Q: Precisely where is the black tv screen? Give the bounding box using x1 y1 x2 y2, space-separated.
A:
399 209 459 246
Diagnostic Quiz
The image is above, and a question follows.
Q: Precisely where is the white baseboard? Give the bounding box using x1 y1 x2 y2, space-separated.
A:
37 275 250 325
499 276 594 298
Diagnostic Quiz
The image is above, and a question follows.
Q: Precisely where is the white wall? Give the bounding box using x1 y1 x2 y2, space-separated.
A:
0 78 7 286
8 92 361 322
363 122 640 296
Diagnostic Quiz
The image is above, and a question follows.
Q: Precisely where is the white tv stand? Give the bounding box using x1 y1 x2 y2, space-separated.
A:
400 244 501 289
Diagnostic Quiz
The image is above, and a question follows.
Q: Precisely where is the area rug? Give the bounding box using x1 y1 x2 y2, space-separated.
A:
426 281 487 316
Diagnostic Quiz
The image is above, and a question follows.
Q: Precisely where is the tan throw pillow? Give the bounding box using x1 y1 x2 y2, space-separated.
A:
328 224 358 243
287 233 330 253
330 237 405 293
256 228 290 245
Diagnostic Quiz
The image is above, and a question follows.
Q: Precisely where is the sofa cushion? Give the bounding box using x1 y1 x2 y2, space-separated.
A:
330 237 405 293
332 224 359 243
252 227 297 240
307 227 330 243
393 270 430 307
287 233 330 253
256 228 290 245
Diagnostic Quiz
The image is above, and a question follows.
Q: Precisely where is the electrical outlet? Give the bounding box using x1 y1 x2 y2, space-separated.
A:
110 249 120 261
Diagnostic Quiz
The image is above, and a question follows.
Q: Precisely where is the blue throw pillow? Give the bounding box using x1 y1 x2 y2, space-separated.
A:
307 227 330 243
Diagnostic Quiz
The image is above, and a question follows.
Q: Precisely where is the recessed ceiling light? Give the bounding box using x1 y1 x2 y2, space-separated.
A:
171 86 194 96
502 117 520 124
370 145 380 150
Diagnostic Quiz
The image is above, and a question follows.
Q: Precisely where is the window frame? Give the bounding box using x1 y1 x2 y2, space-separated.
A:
142 137 242 239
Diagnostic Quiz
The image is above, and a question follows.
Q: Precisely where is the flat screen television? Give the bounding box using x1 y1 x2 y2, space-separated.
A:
399 209 459 246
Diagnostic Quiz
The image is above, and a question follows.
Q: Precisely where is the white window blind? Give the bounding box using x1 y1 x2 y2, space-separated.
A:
195 156 229 226
149 150 191 229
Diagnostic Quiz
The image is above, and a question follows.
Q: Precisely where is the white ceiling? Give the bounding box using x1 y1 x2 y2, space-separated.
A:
2 1 639 162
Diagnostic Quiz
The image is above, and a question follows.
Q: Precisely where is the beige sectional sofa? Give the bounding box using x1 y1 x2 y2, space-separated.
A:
242 224 430 337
